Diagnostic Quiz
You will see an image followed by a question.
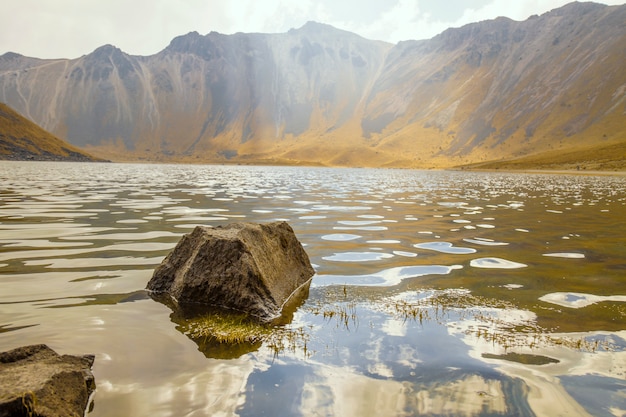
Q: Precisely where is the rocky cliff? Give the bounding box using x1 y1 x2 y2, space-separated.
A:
0 2 624 168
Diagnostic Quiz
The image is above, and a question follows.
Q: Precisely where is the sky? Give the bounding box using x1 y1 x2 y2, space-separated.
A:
1 0 624 59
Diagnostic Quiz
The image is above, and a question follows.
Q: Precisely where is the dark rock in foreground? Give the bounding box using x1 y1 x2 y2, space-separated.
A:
0 344 95 417
147 221 315 322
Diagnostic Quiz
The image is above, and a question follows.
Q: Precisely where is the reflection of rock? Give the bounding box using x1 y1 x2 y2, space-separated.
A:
0 344 95 417
155 275 311 359
147 222 314 322
167 305 264 360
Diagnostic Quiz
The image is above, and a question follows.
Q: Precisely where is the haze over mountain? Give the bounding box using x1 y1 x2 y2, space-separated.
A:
0 103 102 162
0 2 624 168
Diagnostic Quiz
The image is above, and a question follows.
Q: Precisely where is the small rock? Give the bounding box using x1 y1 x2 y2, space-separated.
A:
0 344 95 417
147 221 315 321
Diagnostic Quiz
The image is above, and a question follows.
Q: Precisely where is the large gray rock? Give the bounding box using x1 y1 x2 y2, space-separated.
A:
147 221 315 321
0 344 95 417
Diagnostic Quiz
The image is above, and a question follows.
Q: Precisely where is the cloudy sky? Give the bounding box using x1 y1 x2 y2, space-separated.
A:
2 0 624 59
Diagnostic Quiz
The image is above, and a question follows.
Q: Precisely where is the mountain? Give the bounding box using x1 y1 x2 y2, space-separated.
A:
0 2 624 168
0 103 104 161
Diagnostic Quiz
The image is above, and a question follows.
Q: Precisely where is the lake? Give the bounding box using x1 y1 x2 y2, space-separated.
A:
1 161 625 416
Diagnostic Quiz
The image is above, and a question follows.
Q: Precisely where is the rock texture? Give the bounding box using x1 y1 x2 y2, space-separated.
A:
0 3 625 168
146 222 315 321
0 344 95 417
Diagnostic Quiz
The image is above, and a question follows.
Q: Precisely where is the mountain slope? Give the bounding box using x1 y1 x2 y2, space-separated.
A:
0 103 102 161
0 2 624 168
363 2 626 167
461 140 626 171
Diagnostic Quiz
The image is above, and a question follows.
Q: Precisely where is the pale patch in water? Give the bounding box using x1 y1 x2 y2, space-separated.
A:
323 252 394 262
502 284 524 290
470 258 527 269
463 238 509 246
367 240 401 244
393 251 418 258
321 234 361 241
337 220 382 226
116 219 149 224
414 242 476 254
333 226 388 231
539 292 626 308
542 253 585 259
314 264 463 287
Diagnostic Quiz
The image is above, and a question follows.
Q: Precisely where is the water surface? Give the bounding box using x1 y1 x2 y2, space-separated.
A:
1 162 625 416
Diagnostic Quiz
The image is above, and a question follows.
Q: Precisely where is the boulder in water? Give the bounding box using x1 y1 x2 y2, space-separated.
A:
0 344 95 417
146 221 315 322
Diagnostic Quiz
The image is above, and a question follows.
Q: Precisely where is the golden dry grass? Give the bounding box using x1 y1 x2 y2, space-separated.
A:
460 140 626 171
0 103 101 160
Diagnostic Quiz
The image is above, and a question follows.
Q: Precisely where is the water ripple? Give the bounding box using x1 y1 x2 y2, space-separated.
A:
470 258 527 269
414 242 476 254
321 234 361 241
323 252 394 262
314 264 463 287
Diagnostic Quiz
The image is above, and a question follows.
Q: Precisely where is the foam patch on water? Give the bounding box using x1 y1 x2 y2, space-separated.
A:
414 242 476 254
542 253 585 259
314 264 463 287
470 258 527 269
539 292 626 308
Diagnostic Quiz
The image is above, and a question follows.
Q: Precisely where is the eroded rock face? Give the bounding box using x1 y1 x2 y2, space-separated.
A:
147 221 315 321
0 344 95 417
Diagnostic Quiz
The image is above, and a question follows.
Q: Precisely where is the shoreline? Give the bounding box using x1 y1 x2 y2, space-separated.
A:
3 158 626 176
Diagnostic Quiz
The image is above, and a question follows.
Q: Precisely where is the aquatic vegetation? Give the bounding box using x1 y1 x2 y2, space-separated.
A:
179 312 312 358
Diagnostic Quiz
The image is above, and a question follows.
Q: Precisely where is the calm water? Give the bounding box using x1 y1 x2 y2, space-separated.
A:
1 161 625 416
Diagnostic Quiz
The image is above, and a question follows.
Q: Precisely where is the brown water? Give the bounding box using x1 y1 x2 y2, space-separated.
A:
1 161 625 416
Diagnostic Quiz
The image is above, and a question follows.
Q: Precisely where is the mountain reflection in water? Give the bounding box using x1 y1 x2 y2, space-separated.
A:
1 161 625 416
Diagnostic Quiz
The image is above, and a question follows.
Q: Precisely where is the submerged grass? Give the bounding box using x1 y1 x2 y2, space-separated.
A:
180 312 312 357
178 286 617 359
378 289 617 353
183 312 271 344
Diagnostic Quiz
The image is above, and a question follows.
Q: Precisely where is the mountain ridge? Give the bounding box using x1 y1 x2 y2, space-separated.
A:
0 1 624 168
